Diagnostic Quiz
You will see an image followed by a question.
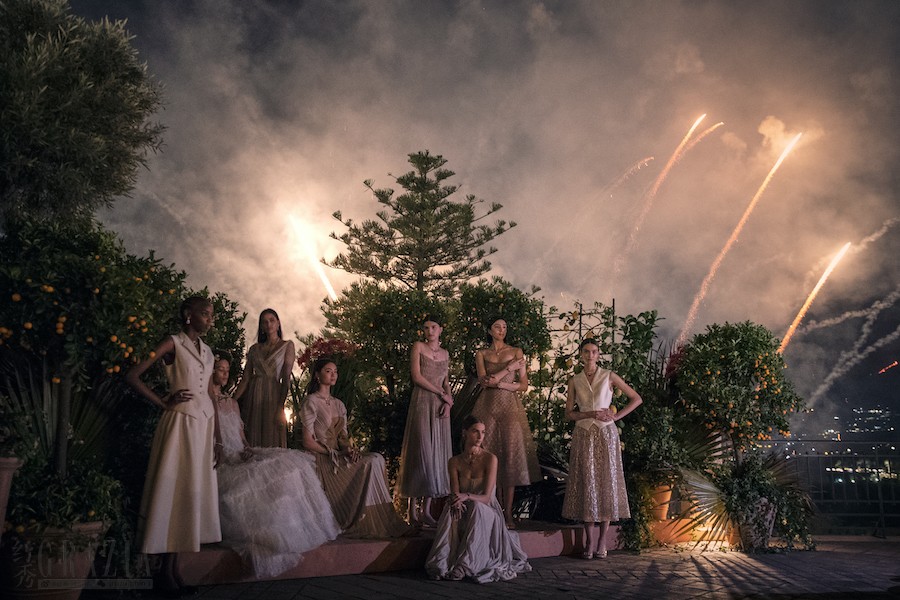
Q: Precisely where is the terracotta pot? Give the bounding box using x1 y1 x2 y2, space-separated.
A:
1 520 107 600
0 457 24 529
650 485 672 520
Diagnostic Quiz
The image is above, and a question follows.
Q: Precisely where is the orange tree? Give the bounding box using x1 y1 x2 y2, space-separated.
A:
0 217 245 532
674 321 803 460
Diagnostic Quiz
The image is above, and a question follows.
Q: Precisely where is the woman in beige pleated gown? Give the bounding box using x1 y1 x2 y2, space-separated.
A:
301 358 410 538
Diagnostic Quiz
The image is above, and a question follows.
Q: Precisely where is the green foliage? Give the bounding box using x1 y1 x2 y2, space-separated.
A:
0 0 163 222
675 321 804 453
451 277 551 376
6 455 122 531
328 150 516 293
322 281 442 399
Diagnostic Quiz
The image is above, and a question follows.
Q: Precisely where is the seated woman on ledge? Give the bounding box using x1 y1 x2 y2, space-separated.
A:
301 357 410 538
211 355 340 578
425 415 531 583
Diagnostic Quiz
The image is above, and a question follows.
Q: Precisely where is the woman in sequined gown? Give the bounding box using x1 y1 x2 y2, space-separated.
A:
562 338 642 559
234 309 295 448
397 316 453 527
425 415 531 583
211 357 339 578
470 317 540 528
301 358 410 538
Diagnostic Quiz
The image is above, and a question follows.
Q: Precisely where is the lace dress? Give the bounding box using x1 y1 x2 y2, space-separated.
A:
300 393 410 538
561 369 630 522
240 341 290 448
470 360 541 487
216 406 340 578
396 353 452 498
425 476 531 583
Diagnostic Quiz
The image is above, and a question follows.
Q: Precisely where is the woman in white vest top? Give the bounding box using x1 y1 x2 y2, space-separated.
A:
561 338 642 559
125 296 221 594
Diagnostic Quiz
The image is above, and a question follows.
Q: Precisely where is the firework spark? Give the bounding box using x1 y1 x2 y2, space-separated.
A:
878 360 898 374
778 242 852 352
613 114 708 277
677 132 803 346
288 215 338 301
683 122 725 155
809 323 900 405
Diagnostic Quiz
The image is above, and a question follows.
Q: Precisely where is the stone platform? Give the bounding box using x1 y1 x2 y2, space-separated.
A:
178 521 611 585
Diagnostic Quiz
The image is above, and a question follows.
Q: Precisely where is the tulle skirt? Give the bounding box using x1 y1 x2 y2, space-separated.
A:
217 447 340 578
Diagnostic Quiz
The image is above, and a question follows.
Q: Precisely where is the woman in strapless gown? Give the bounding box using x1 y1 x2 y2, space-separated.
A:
426 415 531 583
301 358 411 538
211 356 340 578
234 309 295 448
470 317 540 528
397 315 453 526
562 338 642 559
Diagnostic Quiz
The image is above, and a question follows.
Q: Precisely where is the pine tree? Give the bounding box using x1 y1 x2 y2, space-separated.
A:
328 150 515 294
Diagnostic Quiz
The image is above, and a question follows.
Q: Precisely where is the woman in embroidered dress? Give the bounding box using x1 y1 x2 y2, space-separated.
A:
211 356 339 578
125 297 220 594
397 315 453 527
301 358 410 538
425 415 531 583
470 317 540 528
562 338 642 559
234 308 295 448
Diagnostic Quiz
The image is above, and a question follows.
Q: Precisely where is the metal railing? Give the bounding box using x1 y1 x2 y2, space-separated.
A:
766 440 899 537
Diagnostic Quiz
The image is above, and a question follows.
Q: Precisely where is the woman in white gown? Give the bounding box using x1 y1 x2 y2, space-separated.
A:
425 415 531 583
212 356 340 578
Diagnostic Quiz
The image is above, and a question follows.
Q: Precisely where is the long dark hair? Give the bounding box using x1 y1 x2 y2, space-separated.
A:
257 308 283 343
305 357 336 395
484 315 506 345
460 414 485 449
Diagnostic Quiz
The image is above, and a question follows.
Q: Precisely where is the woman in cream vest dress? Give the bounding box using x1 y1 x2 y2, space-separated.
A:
562 338 642 559
125 297 221 593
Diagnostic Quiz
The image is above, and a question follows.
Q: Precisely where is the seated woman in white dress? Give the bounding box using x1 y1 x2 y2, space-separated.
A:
301 357 410 538
425 415 531 583
211 355 340 578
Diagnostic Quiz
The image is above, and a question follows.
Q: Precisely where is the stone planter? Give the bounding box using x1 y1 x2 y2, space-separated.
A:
1 520 107 600
0 457 23 529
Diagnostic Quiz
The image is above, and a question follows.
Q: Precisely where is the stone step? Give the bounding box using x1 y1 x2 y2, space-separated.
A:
179 522 619 584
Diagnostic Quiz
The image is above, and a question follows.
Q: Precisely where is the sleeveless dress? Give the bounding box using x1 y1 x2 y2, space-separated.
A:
470 359 541 488
425 475 531 583
240 341 290 448
139 332 221 553
396 353 452 498
300 394 410 538
216 404 340 578
561 369 630 522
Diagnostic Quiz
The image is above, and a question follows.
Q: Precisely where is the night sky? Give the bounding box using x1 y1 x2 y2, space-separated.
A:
68 0 899 436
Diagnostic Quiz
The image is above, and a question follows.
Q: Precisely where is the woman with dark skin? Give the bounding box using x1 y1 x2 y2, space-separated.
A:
125 297 220 594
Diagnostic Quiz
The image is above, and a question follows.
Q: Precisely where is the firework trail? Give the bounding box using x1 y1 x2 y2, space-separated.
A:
534 156 654 286
613 114 708 278
288 215 339 301
808 323 900 405
802 287 900 333
682 122 725 155
779 242 852 352
802 217 900 288
677 133 803 346
878 360 898 374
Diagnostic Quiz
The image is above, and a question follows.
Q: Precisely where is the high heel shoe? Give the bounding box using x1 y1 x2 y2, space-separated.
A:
595 548 607 559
